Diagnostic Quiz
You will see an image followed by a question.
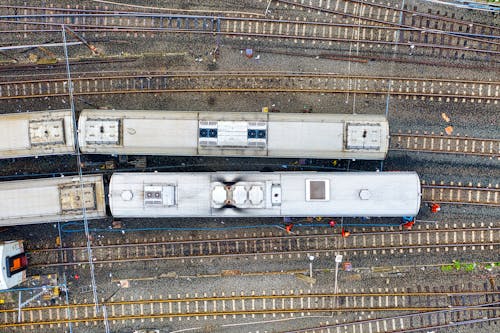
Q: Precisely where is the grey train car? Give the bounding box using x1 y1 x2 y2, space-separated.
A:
0 110 75 159
0 175 106 226
79 110 389 160
109 171 421 218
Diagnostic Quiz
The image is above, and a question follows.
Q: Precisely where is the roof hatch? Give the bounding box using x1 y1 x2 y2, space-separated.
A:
306 179 330 201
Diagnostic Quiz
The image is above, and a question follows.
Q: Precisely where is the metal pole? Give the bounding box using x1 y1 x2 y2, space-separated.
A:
17 291 21 322
334 254 343 307
334 261 339 295
381 78 392 173
58 222 73 333
18 287 48 322
385 80 392 118
62 24 100 314
0 42 82 51
102 305 110 333
308 255 315 279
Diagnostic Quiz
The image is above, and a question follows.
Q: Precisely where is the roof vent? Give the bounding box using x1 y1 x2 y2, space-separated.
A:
271 184 282 205
233 185 247 205
121 190 133 201
306 179 330 201
212 185 227 205
359 189 371 200
144 185 176 206
249 186 264 205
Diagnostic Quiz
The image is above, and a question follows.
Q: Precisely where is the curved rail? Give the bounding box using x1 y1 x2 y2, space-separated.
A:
0 6 498 60
1 288 498 329
284 287 500 333
0 71 498 101
274 0 500 38
390 131 500 159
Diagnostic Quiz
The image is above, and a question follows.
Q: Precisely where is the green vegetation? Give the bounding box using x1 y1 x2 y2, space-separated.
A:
440 261 500 273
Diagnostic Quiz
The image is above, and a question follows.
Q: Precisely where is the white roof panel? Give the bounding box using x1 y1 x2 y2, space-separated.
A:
123 119 198 149
0 110 75 159
0 175 106 226
0 186 61 218
279 172 421 216
267 122 343 156
109 173 212 217
0 119 29 150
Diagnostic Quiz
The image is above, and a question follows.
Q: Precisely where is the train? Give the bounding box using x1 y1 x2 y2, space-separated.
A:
0 110 75 159
0 109 390 160
0 171 421 226
0 240 27 290
0 175 107 226
110 171 421 218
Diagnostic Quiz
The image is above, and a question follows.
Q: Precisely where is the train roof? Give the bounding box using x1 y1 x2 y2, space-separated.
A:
79 110 389 160
109 171 421 218
0 175 106 226
0 110 75 159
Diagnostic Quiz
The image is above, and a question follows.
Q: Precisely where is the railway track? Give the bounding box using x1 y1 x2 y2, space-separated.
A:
27 224 499 268
283 285 500 333
422 181 500 206
0 5 498 60
272 0 500 38
390 131 500 159
1 287 498 330
0 71 498 102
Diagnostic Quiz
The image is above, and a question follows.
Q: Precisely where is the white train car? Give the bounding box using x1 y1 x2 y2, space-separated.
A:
0 110 75 159
109 171 421 218
79 110 389 160
0 175 106 227
0 240 27 290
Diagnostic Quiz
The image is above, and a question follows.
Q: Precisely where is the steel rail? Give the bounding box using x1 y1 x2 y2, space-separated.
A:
1 291 498 328
3 290 499 309
27 226 499 267
390 132 500 158
422 183 500 206
28 225 500 253
0 4 264 17
3 2 498 35
1 18 498 56
274 0 500 37
1 16 460 33
0 12 498 57
283 306 500 333
3 3 499 42
28 241 500 267
0 71 498 101
3 307 499 328
1 70 498 83
2 23 498 58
